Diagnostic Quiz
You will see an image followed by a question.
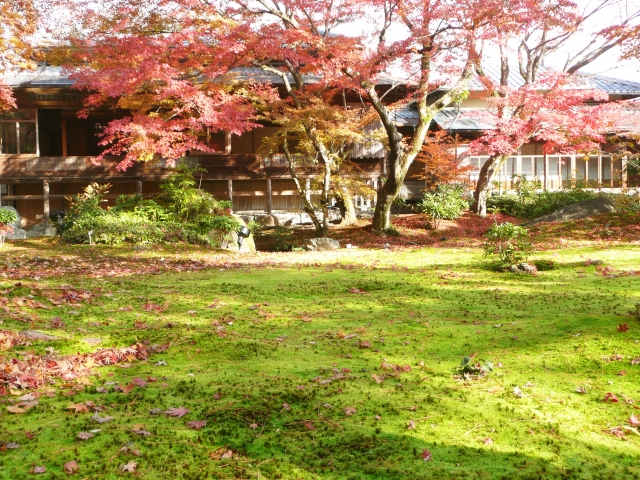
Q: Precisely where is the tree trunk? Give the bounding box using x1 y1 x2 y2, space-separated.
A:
372 174 403 230
283 142 324 234
471 154 508 217
337 187 357 225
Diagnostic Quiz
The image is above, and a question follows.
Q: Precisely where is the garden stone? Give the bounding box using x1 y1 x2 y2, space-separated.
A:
524 197 616 225
0 206 22 228
26 221 56 238
508 263 538 274
303 238 340 251
256 214 279 227
19 330 60 342
7 228 26 240
222 215 256 253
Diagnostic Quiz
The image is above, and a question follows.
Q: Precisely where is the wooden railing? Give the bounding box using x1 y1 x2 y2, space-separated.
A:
0 154 384 182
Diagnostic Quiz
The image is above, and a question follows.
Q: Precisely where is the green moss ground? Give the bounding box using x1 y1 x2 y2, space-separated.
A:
1 241 640 479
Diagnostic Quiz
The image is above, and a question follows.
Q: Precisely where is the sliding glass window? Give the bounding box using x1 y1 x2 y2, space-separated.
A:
0 110 37 154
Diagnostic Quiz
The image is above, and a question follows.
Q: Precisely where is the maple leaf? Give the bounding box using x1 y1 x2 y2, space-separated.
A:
249 423 258 430
165 407 190 418
344 407 357 416
359 341 371 348
121 461 137 472
64 460 78 474
7 400 38 414
221 450 233 459
513 386 524 398
407 420 416 430
282 402 291 411
30 466 46 474
131 377 147 387
187 420 207 430
603 392 619 403
50 317 65 328
67 403 89 414
76 432 94 440
421 449 432 461
484 437 494 445
131 426 152 436
617 323 629 332
304 422 315 430
630 415 640 427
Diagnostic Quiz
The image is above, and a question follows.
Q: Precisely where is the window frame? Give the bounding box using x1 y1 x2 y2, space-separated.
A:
0 109 39 156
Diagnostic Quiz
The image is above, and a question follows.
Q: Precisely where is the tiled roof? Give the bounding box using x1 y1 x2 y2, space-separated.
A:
1 65 407 88
389 104 494 131
1 66 74 87
461 64 640 95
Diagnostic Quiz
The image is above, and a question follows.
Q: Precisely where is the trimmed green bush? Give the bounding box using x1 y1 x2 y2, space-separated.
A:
61 164 239 246
62 212 164 245
487 188 598 219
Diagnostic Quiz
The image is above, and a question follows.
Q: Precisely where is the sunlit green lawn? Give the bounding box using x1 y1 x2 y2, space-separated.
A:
1 241 640 479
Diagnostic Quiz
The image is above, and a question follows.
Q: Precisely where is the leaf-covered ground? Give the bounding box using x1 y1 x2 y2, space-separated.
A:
1 214 640 479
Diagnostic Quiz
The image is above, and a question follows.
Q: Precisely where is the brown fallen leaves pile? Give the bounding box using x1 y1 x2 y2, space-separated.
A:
1 338 156 394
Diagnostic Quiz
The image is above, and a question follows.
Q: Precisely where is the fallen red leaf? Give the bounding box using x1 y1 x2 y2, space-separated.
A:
603 392 619 403
165 407 190 418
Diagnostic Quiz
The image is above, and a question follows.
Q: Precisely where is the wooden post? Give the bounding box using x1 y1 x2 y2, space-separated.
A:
227 179 233 208
136 180 143 195
43 182 50 235
610 157 614 188
558 158 563 189
597 155 602 186
584 158 588 184
61 118 68 157
570 155 576 186
7 184 14 208
622 156 628 188
225 132 232 154
543 154 549 190
265 178 272 214
305 178 311 203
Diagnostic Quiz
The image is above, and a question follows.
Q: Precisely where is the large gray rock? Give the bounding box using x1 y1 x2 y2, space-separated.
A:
6 227 26 240
256 214 280 227
304 238 340 251
525 197 617 225
26 221 56 238
19 330 60 341
222 215 256 253
0 206 22 229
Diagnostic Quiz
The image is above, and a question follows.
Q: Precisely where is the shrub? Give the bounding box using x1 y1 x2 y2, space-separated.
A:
613 190 640 214
62 212 164 245
60 171 238 247
0 208 17 226
483 222 533 266
419 184 468 229
156 164 231 221
487 188 598 219
0 209 16 246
